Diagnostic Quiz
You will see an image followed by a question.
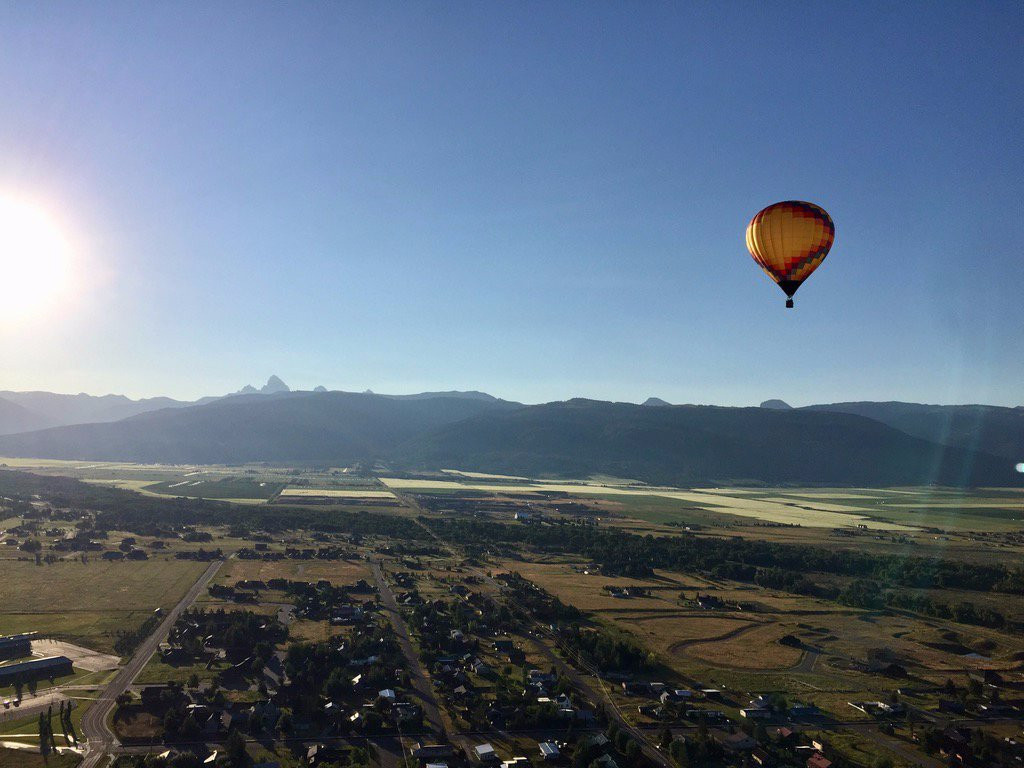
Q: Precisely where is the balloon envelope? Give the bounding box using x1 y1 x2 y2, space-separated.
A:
745 201 834 305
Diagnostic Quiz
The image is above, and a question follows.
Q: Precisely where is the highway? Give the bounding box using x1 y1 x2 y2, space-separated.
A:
79 559 224 768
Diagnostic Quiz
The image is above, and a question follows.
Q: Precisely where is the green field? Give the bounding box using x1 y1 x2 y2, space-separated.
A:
598 487 1024 533
0 559 206 653
143 477 284 499
0 750 80 768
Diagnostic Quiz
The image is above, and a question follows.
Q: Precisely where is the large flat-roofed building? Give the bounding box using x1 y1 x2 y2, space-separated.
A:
0 633 36 661
0 655 73 685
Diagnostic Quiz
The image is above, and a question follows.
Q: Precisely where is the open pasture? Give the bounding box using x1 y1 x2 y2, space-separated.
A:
0 558 206 653
732 487 1024 531
680 621 804 669
623 613 763 651
494 558 692 612
441 469 530 480
144 477 284 499
213 558 373 587
383 477 921 529
277 487 395 499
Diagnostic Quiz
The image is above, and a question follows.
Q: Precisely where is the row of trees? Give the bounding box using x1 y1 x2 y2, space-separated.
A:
560 624 654 674
838 579 1007 627
0 468 428 538
426 517 1024 596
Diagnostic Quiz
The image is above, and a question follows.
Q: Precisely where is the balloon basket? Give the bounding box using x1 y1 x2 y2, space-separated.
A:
785 299 794 309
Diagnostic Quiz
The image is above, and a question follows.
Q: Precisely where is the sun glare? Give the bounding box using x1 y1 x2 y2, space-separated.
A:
0 195 76 323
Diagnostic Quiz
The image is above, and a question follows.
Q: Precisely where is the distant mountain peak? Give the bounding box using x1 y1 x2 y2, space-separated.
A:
262 375 289 394
642 397 672 407
760 399 792 410
231 376 290 397
313 385 328 393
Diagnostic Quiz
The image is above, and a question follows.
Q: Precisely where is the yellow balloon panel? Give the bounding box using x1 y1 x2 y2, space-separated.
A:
746 201 834 286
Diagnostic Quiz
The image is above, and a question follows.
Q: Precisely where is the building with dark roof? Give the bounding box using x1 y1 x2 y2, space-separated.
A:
0 655 73 685
0 633 36 661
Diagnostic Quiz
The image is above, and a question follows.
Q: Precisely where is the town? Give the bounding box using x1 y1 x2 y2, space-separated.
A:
2 466 1024 768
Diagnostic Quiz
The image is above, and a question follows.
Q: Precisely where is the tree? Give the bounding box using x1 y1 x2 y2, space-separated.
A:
614 730 631 753
38 712 51 758
753 722 768 743
624 740 640 763
164 706 184 735
180 713 202 740
225 729 250 767
276 711 292 735
669 738 688 767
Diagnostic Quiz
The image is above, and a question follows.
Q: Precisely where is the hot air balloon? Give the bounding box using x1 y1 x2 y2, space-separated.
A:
745 201 834 308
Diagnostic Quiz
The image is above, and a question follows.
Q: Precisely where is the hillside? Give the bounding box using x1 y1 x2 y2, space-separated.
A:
394 399 1019 487
0 391 518 464
0 390 207 433
0 393 1018 487
0 382 514 435
0 397 47 436
805 401 1024 462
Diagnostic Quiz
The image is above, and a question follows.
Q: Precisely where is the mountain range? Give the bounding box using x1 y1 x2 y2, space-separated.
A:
0 382 1020 487
0 377 295 434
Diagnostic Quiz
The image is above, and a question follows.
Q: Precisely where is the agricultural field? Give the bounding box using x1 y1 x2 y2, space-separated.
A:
276 487 395 499
490 551 1024 722
2 461 1024 767
142 477 284 500
387 476 1024 532
210 558 373 587
6 455 1019 532
0 559 206 653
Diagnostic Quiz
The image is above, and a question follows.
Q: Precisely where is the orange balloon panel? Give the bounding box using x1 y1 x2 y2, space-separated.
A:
745 201 834 298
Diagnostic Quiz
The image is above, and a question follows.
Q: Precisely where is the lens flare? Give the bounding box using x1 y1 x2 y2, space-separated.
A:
0 194 76 323
1016 463 1024 474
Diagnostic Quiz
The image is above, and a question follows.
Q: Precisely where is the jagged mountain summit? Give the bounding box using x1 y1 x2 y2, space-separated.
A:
231 375 291 396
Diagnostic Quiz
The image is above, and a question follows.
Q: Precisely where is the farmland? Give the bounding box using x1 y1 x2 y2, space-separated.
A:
0 559 206 653
143 477 284 500
2 463 1024 768
382 475 1022 531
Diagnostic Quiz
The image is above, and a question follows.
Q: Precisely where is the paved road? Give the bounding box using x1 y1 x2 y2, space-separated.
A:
390 489 673 768
79 559 224 768
792 646 820 674
392 490 960 768
371 560 448 741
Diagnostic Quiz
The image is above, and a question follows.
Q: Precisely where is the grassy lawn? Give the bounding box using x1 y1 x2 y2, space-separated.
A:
0 689 93 750
213 558 373 586
135 656 230 686
0 750 80 767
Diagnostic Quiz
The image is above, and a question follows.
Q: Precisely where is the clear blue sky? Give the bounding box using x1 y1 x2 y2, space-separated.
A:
1 2 1021 406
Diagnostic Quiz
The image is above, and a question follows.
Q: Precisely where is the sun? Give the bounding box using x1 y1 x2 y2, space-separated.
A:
0 195 75 323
